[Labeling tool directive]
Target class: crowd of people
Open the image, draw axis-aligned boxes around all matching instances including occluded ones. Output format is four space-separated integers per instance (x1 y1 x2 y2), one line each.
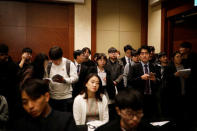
0 42 197 131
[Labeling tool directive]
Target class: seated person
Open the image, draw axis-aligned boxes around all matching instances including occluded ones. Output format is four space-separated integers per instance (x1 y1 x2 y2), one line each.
96 88 156 131
73 73 109 126
14 79 77 131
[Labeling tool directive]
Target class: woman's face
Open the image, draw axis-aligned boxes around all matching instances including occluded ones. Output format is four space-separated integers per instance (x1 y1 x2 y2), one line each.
174 53 182 65
97 57 106 67
86 76 100 93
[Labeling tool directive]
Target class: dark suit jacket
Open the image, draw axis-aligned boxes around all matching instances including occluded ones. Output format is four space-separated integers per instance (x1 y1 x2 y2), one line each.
120 57 127 67
127 62 160 95
87 66 116 100
96 119 157 131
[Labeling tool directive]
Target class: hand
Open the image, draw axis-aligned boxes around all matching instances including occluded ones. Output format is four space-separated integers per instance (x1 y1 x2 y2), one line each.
141 74 150 80
113 81 117 85
149 72 156 81
174 71 180 77
103 77 106 82
21 53 28 61
52 74 66 83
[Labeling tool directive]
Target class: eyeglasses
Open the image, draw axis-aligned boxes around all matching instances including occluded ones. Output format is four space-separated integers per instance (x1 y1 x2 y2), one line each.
140 52 149 55
121 110 144 120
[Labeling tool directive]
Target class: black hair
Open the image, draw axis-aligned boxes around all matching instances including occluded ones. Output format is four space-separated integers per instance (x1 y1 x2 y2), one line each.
49 46 63 60
0 43 8 54
158 52 167 59
172 51 181 58
73 50 83 59
33 53 49 79
96 53 107 62
124 45 133 52
93 53 99 61
81 73 103 101
180 41 192 49
115 88 143 111
131 50 138 57
20 79 49 100
108 47 117 53
22 47 32 54
137 45 150 54
82 47 91 54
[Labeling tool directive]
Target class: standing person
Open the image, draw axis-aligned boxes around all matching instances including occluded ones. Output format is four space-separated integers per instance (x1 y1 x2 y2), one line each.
123 50 139 88
19 53 49 87
127 45 161 120
96 88 156 131
73 73 109 127
105 47 124 92
45 46 78 112
0 43 18 128
14 79 77 131
82 47 95 67
120 45 133 67
18 47 33 69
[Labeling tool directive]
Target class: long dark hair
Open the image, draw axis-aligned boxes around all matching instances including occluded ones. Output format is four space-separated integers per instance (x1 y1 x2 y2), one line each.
81 73 103 101
33 53 48 79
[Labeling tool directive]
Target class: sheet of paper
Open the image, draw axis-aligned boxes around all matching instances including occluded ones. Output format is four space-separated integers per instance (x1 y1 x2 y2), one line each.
178 68 191 76
150 121 170 126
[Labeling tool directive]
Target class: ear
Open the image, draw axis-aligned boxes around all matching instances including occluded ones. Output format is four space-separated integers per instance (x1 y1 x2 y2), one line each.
44 92 50 102
115 107 121 116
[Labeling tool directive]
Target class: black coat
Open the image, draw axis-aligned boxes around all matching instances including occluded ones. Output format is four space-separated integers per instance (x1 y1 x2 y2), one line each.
127 62 160 95
87 66 116 100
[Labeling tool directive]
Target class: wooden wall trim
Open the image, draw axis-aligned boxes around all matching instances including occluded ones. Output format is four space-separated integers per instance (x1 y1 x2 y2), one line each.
167 3 194 18
68 4 75 60
141 0 148 46
91 0 97 59
161 3 166 52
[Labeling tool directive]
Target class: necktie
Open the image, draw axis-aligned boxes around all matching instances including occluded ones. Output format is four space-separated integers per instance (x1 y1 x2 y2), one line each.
144 64 151 94
128 58 131 64
77 64 80 74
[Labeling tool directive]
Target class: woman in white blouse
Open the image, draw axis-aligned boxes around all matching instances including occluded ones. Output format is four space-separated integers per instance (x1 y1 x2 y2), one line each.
73 73 109 125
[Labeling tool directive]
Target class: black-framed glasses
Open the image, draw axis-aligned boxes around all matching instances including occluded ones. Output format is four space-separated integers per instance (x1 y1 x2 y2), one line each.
121 110 144 119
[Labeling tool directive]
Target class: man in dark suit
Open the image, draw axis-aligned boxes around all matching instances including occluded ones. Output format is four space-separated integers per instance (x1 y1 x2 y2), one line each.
120 45 133 67
96 88 156 131
127 45 161 120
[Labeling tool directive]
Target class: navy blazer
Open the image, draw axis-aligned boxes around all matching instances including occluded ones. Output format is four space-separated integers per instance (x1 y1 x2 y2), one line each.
127 62 160 95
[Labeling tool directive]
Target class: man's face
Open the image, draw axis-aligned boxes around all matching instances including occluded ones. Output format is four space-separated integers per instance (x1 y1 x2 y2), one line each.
0 53 8 63
108 52 117 60
52 57 62 65
179 47 190 55
159 55 168 64
139 49 150 63
77 54 85 64
116 107 143 129
125 50 132 58
83 49 90 60
21 90 49 118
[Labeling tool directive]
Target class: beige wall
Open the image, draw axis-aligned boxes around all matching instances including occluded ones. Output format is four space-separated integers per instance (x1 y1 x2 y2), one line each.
74 0 91 50
148 1 161 53
96 0 141 57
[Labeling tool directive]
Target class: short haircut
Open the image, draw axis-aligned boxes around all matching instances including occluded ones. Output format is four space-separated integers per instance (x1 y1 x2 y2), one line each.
20 79 49 100
49 46 63 60
137 45 150 54
131 50 139 57
73 50 83 59
108 47 117 53
82 47 91 54
0 43 8 54
172 50 181 58
96 53 107 62
93 53 99 60
124 44 133 52
22 47 32 54
180 41 192 49
115 88 143 111
158 52 167 59
81 73 103 101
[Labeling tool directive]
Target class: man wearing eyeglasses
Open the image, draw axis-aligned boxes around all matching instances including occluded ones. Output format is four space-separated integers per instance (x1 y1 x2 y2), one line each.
96 88 156 131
